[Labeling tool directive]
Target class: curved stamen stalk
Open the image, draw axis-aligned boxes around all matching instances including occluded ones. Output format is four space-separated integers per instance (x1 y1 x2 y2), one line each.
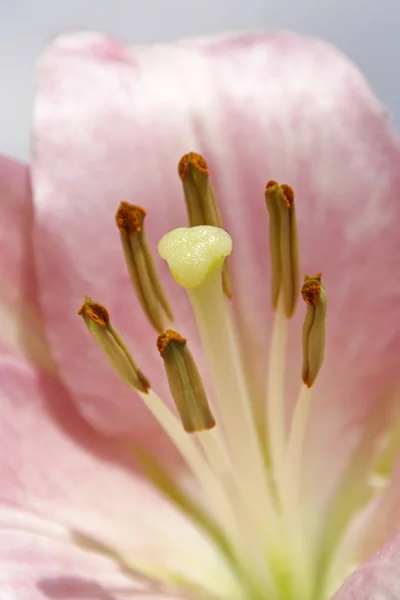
266 294 288 493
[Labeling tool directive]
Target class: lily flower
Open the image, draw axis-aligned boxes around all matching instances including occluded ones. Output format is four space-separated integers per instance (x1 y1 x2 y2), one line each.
2 30 400 599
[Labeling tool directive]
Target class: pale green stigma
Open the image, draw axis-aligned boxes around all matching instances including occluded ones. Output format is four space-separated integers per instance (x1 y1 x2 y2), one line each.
157 225 232 289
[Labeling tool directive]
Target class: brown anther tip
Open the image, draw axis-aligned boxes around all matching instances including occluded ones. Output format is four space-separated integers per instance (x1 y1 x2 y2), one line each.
265 180 278 191
139 376 151 394
178 152 208 180
302 275 322 306
78 296 110 326
115 202 147 236
157 329 187 356
281 184 295 207
178 155 189 180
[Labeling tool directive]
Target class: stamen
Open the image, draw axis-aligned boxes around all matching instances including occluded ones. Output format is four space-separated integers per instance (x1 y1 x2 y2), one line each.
265 181 300 318
116 202 173 332
279 274 327 595
178 152 232 298
301 274 327 387
157 329 216 433
78 296 149 392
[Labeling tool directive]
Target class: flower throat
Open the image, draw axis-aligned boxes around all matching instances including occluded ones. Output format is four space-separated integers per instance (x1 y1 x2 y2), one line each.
79 152 329 600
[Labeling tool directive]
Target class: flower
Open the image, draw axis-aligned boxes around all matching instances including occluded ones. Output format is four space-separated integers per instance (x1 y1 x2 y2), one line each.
2 29 400 599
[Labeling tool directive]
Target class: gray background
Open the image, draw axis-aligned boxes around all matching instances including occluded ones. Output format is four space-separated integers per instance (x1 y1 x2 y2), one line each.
1 0 398 161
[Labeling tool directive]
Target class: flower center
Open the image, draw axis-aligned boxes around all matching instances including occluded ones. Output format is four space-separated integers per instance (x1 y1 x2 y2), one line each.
78 152 390 600
156 223 323 599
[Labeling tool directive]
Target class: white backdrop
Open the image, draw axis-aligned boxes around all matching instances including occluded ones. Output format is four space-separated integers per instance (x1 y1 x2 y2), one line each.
1 0 398 160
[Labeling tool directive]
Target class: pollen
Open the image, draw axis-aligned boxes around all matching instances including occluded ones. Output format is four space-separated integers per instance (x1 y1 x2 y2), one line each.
302 274 322 305
78 296 109 326
115 202 147 236
265 179 278 191
178 152 209 180
157 329 187 356
281 184 295 207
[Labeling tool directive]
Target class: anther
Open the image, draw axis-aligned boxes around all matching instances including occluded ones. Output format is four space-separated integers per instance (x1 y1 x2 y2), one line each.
178 153 232 297
78 296 150 392
265 181 300 318
157 329 216 433
116 202 173 333
301 274 327 387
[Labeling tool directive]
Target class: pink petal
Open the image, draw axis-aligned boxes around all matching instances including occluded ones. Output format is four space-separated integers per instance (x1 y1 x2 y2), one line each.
0 157 229 600
0 357 232 595
331 534 400 599
0 528 166 600
0 155 49 365
351 465 400 565
32 31 400 523
0 155 31 291
1 156 227 591
32 33 205 437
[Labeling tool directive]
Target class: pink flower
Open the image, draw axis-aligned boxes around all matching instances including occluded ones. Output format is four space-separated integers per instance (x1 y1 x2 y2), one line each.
2 29 400 599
